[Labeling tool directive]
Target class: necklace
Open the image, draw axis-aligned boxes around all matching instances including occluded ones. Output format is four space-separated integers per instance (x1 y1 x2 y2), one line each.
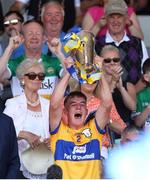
27 98 40 107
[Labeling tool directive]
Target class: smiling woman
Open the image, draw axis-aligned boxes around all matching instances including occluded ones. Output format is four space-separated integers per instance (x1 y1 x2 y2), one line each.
3 58 52 179
98 45 136 125
24 72 45 81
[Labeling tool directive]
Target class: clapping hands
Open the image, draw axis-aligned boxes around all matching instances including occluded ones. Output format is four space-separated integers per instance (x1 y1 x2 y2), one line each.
110 65 123 82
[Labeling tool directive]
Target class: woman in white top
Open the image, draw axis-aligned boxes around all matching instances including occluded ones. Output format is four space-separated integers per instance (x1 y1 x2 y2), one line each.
4 58 50 179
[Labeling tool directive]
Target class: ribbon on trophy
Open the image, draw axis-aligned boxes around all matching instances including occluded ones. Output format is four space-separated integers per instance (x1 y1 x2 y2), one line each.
62 30 102 84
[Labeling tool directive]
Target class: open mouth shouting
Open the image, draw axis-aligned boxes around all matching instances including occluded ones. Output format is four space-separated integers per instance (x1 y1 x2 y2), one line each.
74 113 82 120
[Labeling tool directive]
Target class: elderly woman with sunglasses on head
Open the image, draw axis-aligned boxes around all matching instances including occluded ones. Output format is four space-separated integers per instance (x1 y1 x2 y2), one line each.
3 58 50 179
96 44 136 125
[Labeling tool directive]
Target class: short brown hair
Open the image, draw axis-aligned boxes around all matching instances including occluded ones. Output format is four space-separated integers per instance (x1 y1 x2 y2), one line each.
64 91 87 108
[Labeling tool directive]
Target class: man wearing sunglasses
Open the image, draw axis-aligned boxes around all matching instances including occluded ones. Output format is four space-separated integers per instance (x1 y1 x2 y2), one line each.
3 11 23 37
0 11 25 112
95 0 149 92
3 11 24 59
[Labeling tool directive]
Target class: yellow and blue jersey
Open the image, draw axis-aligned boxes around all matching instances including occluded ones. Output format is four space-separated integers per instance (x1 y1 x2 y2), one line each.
50 118 104 179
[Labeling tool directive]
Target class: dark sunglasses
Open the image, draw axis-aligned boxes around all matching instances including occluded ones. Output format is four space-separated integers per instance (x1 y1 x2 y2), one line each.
103 57 120 64
24 72 45 81
4 19 21 27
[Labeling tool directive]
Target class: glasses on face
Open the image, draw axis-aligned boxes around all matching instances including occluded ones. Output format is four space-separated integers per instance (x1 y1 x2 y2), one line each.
4 19 21 27
103 57 120 64
24 72 45 81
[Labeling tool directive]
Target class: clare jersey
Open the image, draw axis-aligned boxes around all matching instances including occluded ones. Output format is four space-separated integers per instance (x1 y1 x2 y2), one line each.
50 119 103 179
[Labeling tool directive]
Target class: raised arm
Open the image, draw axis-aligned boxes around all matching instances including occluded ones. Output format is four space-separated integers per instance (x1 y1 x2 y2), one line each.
111 65 136 111
128 12 144 40
50 72 70 131
117 79 136 111
0 35 22 78
96 73 112 130
47 38 66 72
0 42 13 78
49 57 73 131
82 12 95 33
82 12 106 37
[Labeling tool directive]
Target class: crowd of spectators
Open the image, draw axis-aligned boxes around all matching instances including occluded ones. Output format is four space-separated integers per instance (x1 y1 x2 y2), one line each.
0 0 149 179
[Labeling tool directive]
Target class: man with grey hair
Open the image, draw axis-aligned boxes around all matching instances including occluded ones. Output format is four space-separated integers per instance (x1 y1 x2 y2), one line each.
8 1 66 58
41 1 66 56
10 0 78 57
95 0 149 91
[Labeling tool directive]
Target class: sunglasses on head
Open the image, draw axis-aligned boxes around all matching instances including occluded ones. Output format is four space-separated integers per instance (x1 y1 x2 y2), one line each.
103 57 120 63
4 19 21 27
24 72 45 81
